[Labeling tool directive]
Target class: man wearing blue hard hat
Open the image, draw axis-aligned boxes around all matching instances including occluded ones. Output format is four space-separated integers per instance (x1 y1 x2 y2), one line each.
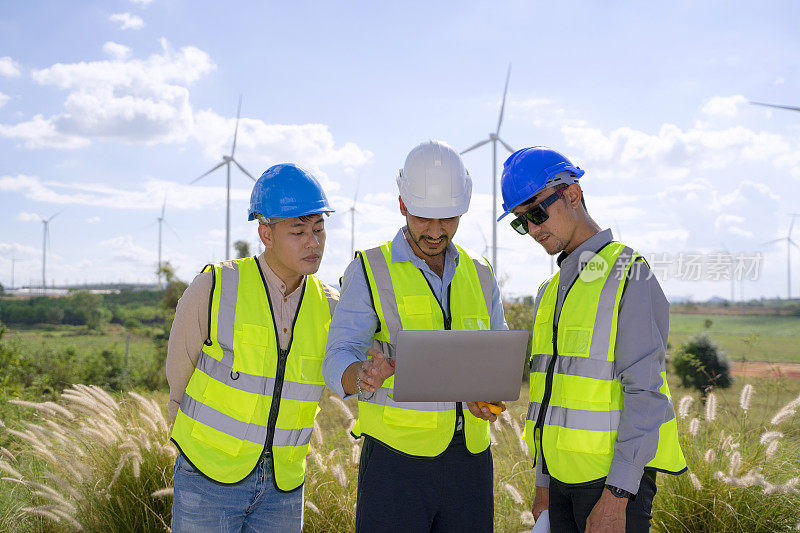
498 147 686 532
166 163 339 532
324 140 508 532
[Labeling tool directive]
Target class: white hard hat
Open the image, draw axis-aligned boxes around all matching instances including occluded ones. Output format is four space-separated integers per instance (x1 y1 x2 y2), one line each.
397 140 472 218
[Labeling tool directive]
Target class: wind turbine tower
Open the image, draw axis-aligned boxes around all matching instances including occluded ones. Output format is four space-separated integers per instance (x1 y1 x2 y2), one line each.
763 213 800 299
190 96 256 261
156 198 178 288
39 212 60 293
461 64 515 274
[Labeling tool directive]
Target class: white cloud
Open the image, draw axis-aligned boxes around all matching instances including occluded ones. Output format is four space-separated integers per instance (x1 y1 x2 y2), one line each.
700 94 748 117
0 92 8 107
0 242 40 258
1 40 213 148
0 56 21 77
192 110 373 183
775 77 785 85
0 114 90 149
100 235 153 263
0 174 250 210
561 120 800 182
102 41 132 60
86 216 101 223
17 211 40 222
109 13 144 30
0 41 372 177
130 0 154 5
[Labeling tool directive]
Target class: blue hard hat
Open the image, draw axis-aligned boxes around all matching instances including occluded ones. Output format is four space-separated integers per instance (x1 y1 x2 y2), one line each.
497 146 585 221
247 163 334 220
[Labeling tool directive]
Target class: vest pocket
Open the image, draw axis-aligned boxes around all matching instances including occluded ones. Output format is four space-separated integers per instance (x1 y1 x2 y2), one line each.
190 380 259 457
556 377 614 455
300 356 325 384
382 405 438 428
401 295 434 329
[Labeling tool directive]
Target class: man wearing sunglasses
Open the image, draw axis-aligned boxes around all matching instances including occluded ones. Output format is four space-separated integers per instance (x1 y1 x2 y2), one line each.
498 147 686 533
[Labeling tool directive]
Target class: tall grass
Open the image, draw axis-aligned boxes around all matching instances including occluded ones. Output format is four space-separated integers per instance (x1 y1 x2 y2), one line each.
654 383 800 532
1 385 175 532
3 380 799 532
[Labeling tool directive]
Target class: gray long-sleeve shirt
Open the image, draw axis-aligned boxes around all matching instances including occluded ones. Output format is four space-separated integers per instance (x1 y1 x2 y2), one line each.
535 228 672 495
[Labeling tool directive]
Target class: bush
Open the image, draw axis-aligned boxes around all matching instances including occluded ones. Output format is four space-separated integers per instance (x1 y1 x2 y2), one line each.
673 334 732 395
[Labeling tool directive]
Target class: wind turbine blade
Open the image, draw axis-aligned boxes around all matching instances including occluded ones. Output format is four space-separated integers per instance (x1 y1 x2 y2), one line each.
232 159 256 181
161 197 167 219
790 215 797 236
353 179 361 205
164 219 180 239
46 209 64 223
190 160 227 184
460 138 491 155
231 94 242 157
762 238 786 246
496 136 515 154
790 239 800 251
496 63 512 134
750 101 800 113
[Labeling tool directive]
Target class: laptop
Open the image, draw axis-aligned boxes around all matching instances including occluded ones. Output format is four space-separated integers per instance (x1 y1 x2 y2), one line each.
390 329 529 402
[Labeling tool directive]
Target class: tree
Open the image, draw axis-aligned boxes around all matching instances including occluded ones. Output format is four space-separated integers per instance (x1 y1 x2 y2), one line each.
234 240 250 259
672 334 732 397
72 291 109 331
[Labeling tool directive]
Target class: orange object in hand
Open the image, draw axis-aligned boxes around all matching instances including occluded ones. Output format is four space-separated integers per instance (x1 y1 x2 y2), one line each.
476 401 504 415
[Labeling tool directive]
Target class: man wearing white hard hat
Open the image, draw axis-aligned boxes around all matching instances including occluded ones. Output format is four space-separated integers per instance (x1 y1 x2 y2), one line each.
323 140 508 532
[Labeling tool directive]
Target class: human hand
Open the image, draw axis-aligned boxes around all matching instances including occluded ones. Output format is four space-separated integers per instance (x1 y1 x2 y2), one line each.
532 485 549 522
357 348 395 394
466 401 506 421
585 488 627 532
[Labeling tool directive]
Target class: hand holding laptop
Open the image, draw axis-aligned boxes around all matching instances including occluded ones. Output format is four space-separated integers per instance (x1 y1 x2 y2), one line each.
466 401 506 422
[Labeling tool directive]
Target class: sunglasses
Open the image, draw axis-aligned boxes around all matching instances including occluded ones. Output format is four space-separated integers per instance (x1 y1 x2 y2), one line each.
509 188 565 235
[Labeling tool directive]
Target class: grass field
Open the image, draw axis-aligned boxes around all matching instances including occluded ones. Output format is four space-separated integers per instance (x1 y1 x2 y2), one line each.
5 323 161 363
669 313 800 364
2 375 798 532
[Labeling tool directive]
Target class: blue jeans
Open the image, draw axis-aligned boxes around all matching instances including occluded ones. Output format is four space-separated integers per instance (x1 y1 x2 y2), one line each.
171 452 304 533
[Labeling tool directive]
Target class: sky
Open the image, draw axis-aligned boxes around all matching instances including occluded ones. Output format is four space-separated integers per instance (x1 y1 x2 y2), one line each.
1 1 800 301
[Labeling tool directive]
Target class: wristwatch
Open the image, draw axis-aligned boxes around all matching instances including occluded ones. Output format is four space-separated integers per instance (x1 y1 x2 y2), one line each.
605 484 633 499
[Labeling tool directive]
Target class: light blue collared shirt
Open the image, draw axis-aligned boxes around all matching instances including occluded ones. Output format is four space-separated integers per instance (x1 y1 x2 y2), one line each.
323 227 508 399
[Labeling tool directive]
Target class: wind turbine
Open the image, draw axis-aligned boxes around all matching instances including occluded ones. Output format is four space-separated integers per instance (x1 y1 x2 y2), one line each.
348 181 361 260
763 214 800 299
39 211 61 293
190 95 256 261
750 101 800 113
476 225 511 260
461 63 515 274
156 198 179 288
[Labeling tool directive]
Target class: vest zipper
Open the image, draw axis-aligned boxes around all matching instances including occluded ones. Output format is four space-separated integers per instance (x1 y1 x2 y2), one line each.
265 347 290 454
254 261 307 458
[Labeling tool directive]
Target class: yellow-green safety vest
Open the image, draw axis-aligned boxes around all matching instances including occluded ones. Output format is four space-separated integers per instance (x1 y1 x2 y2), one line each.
171 257 332 490
351 241 494 456
524 242 687 484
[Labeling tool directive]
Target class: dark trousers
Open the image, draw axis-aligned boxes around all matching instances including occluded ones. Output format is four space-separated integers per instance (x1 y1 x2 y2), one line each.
549 470 657 533
355 433 493 532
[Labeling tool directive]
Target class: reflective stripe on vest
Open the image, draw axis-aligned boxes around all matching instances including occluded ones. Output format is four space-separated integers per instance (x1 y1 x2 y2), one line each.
171 257 331 489
524 242 687 484
351 240 493 457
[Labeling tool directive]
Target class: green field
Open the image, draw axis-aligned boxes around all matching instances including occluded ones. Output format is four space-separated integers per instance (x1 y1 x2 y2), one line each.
5 323 160 362
669 313 800 364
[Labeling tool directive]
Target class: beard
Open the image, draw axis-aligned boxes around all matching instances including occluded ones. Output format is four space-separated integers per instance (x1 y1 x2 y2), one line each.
408 227 449 257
